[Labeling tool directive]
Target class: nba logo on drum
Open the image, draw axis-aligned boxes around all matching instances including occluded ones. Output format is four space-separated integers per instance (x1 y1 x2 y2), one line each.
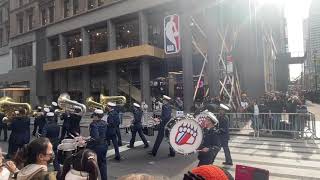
164 14 180 54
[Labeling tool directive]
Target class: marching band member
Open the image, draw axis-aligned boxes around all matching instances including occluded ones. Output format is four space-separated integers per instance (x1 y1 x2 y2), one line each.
69 107 83 137
51 102 60 123
217 104 233 166
60 111 71 141
42 112 61 173
197 111 221 166
127 103 149 148
87 109 108 180
115 105 123 146
0 111 7 141
149 95 175 157
105 102 121 161
7 108 30 159
32 106 46 137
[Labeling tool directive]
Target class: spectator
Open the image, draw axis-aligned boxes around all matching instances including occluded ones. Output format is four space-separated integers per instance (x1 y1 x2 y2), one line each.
183 165 233 180
13 137 57 180
118 173 168 180
61 149 100 180
0 148 17 179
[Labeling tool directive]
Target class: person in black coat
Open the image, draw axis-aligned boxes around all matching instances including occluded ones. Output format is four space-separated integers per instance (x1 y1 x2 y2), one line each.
217 105 233 165
87 109 109 180
197 111 221 166
149 95 175 157
68 107 82 137
0 112 7 141
42 112 61 173
7 108 30 159
106 102 121 161
60 111 71 141
32 106 46 137
127 103 149 148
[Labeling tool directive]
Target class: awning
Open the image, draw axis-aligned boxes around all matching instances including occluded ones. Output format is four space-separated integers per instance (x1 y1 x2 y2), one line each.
0 88 30 91
43 44 165 71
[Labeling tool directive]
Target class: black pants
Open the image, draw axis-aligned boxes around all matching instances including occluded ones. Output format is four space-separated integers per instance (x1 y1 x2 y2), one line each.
151 127 175 156
0 125 7 140
60 126 70 140
92 145 108 180
8 143 24 158
130 126 148 147
108 135 120 159
115 126 122 146
197 148 220 166
220 140 233 163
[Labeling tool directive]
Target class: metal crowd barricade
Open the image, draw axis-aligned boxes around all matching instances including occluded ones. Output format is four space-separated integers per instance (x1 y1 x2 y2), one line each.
226 112 317 139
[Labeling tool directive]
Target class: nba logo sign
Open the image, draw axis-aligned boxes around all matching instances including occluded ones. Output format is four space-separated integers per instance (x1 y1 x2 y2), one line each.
164 14 181 54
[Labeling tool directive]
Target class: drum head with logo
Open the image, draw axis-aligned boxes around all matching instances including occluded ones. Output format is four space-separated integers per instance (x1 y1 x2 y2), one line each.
195 113 208 128
168 119 203 155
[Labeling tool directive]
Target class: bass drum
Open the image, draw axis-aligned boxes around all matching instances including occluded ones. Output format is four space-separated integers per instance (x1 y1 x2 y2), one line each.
165 116 203 155
57 143 77 165
195 113 210 128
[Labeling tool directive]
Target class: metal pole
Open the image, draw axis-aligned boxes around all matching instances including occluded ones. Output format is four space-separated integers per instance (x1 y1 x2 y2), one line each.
314 50 317 91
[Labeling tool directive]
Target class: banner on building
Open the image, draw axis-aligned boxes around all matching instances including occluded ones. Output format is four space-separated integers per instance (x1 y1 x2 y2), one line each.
164 14 181 54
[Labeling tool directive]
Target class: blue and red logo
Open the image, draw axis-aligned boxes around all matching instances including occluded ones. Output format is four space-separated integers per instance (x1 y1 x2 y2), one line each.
164 14 181 54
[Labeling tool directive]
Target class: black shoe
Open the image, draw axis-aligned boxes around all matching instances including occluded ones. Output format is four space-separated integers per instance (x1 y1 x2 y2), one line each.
148 151 156 156
168 153 175 157
222 162 233 166
144 144 149 148
118 143 123 146
127 145 134 148
114 157 121 161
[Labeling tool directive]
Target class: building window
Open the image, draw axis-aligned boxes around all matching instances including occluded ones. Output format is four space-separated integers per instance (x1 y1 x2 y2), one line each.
19 0 23 7
0 29 3 47
88 26 108 54
98 0 104 6
49 6 54 23
88 0 95 10
73 0 79 15
116 18 139 49
41 9 47 26
66 32 82 58
50 38 60 61
6 26 9 42
64 0 70 18
0 10 2 24
28 13 33 30
17 15 23 34
15 43 33 68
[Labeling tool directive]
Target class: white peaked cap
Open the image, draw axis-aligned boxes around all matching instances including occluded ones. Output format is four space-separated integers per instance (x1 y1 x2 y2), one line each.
220 104 230 111
133 103 140 108
37 106 42 110
94 109 104 114
107 102 116 107
205 111 219 124
14 111 19 115
44 107 50 113
52 102 58 106
46 112 54 117
163 95 171 100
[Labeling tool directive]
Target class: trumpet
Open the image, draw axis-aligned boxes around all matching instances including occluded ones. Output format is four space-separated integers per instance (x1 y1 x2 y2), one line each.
0 96 32 123
58 93 87 115
86 97 104 111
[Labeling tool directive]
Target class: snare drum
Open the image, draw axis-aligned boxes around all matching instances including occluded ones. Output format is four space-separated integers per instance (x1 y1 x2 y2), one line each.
61 138 76 144
57 143 77 164
165 117 203 155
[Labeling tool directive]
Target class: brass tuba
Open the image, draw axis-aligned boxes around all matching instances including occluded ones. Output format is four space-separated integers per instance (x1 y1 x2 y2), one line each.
0 96 32 123
58 93 87 115
86 97 105 111
100 94 126 106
